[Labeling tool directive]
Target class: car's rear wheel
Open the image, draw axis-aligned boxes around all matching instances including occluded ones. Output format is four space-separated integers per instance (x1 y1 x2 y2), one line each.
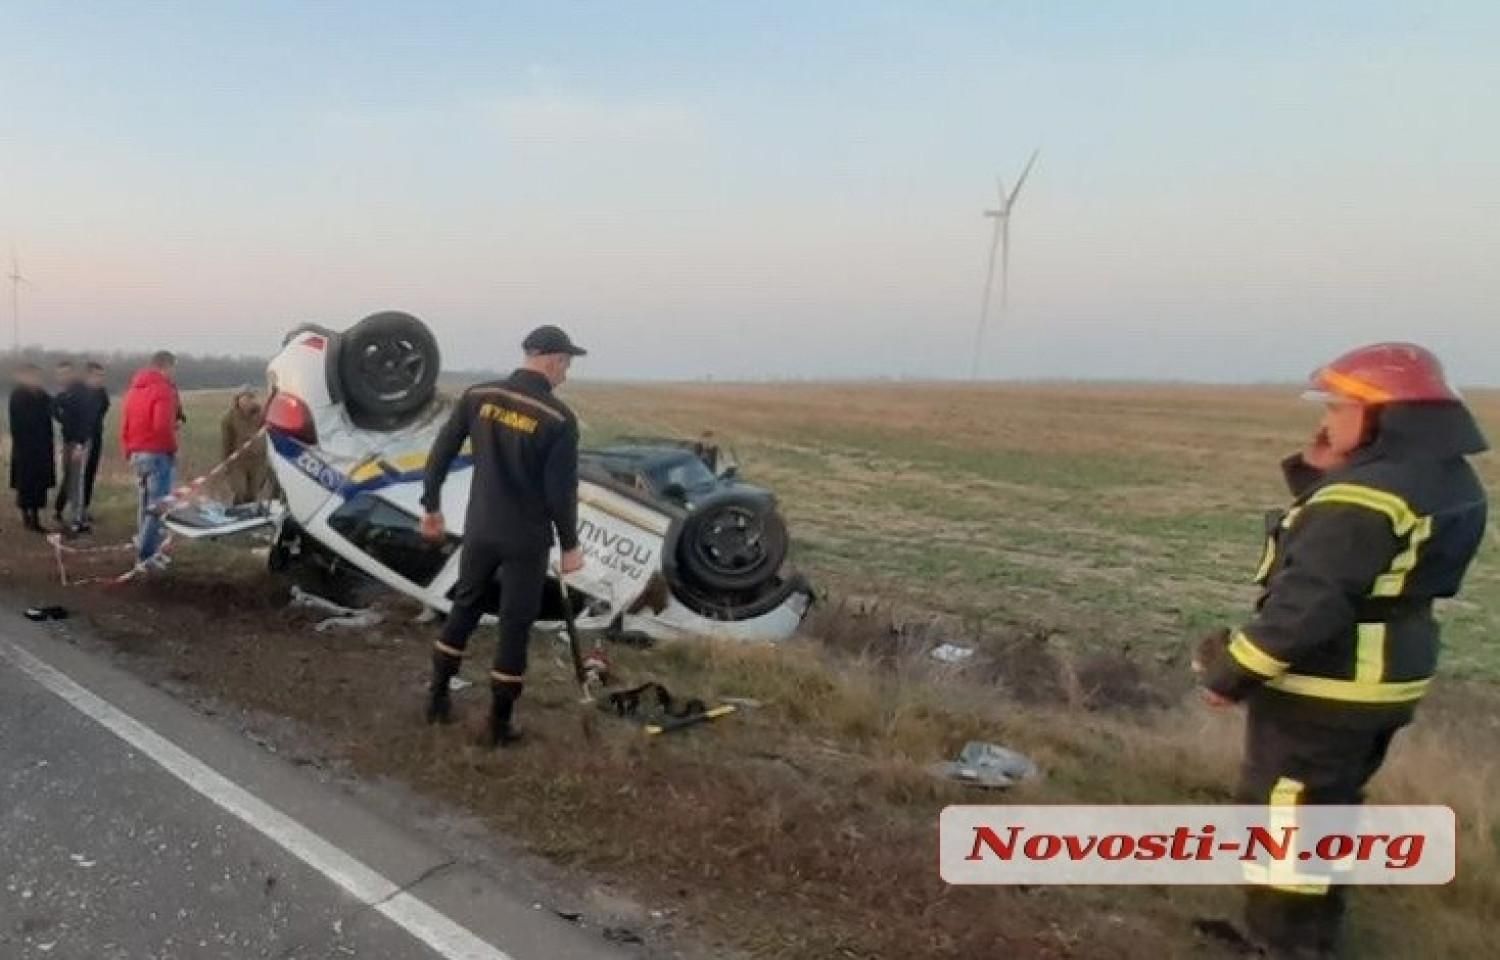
338 311 440 424
676 492 789 593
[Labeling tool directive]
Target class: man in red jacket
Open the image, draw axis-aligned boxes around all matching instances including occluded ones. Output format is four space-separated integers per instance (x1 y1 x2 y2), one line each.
121 351 180 567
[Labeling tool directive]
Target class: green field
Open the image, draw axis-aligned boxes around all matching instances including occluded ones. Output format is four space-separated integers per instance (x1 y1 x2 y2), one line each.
561 381 1500 677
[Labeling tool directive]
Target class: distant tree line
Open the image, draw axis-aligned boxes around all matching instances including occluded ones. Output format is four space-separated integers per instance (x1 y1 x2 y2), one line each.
9 347 507 395
10 348 270 394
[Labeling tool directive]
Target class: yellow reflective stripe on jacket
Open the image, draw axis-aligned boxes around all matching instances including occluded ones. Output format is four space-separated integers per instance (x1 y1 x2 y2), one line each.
1353 623 1386 685
1266 673 1430 703
1305 483 1419 536
1304 483 1435 600
1228 631 1289 678
1373 515 1433 598
1253 536 1277 584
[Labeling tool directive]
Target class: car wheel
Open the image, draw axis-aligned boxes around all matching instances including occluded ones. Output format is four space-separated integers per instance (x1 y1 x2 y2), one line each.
338 311 441 423
676 492 789 594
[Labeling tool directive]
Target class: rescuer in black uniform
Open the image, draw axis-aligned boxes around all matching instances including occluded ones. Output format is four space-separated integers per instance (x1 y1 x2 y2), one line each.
420 325 587 746
1196 343 1488 958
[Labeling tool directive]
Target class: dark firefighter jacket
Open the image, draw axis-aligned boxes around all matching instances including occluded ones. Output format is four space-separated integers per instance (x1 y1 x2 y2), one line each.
1203 402 1489 729
421 369 580 554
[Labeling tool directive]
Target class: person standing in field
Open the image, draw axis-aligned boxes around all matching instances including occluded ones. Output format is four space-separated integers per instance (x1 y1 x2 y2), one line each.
1195 343 1488 958
50 360 79 526
53 359 107 536
220 386 271 504
420 325 587 747
120 351 181 568
82 361 111 525
9 364 57 532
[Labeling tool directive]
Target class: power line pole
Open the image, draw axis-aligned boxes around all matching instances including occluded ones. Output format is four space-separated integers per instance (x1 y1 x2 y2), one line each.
8 247 27 354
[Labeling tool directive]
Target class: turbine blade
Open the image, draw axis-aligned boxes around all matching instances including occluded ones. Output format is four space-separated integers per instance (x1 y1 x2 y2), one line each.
1006 148 1040 207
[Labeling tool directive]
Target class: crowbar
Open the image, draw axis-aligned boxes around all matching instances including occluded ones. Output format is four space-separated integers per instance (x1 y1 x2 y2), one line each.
553 564 592 701
645 704 738 736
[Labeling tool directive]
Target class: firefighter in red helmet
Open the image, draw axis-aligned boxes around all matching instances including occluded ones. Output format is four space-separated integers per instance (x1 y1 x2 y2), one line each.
1195 343 1488 958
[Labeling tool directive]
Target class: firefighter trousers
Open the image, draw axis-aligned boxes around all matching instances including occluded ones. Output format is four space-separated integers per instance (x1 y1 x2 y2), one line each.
1236 699 1400 956
438 539 549 681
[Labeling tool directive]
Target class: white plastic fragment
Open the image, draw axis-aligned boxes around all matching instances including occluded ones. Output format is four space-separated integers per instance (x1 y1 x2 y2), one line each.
930 741 1040 789
930 643 975 664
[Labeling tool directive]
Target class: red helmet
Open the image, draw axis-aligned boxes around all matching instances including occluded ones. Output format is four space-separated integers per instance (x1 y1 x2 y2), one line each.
1307 342 1460 405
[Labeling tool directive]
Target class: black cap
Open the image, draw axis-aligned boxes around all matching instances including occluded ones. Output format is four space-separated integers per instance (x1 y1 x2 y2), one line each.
522 325 587 357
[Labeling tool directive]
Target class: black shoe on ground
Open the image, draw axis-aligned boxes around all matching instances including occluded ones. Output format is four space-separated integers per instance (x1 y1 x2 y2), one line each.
486 721 524 748
425 650 461 725
487 682 525 748
425 686 453 725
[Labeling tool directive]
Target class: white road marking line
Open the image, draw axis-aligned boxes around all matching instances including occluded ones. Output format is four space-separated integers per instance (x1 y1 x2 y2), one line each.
0 639 515 960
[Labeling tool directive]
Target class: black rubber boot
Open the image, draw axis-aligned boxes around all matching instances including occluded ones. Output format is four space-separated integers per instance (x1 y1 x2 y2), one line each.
487 682 524 748
425 650 462 725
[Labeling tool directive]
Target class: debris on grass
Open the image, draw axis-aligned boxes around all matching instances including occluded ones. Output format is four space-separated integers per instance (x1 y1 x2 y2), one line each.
598 681 738 736
24 605 70 622
930 740 1040 789
290 584 387 632
930 642 975 665
290 585 363 617
313 609 385 632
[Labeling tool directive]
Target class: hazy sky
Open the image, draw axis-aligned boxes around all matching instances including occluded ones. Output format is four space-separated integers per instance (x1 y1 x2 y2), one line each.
3 2 1497 383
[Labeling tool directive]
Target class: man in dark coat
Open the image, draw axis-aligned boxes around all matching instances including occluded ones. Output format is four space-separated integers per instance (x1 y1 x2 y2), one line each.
51 360 78 525
82 361 111 524
52 360 106 535
9 364 56 532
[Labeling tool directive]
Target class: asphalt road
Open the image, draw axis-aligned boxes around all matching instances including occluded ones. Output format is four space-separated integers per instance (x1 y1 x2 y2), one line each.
0 619 627 960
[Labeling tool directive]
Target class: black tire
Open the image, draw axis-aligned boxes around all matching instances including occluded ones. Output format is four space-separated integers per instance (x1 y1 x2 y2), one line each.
338 311 441 422
676 492 789 594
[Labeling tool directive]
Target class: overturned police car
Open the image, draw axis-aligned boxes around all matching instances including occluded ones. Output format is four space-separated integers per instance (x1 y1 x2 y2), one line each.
164 312 812 642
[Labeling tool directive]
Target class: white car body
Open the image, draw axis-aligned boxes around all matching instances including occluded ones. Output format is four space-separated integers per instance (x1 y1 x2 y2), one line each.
167 325 811 642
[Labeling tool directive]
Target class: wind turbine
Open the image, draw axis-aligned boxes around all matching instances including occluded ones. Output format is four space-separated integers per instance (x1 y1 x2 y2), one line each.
971 148 1039 379
7 247 28 355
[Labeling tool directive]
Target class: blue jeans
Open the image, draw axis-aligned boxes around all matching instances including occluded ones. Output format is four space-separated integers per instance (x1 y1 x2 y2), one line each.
131 453 175 562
